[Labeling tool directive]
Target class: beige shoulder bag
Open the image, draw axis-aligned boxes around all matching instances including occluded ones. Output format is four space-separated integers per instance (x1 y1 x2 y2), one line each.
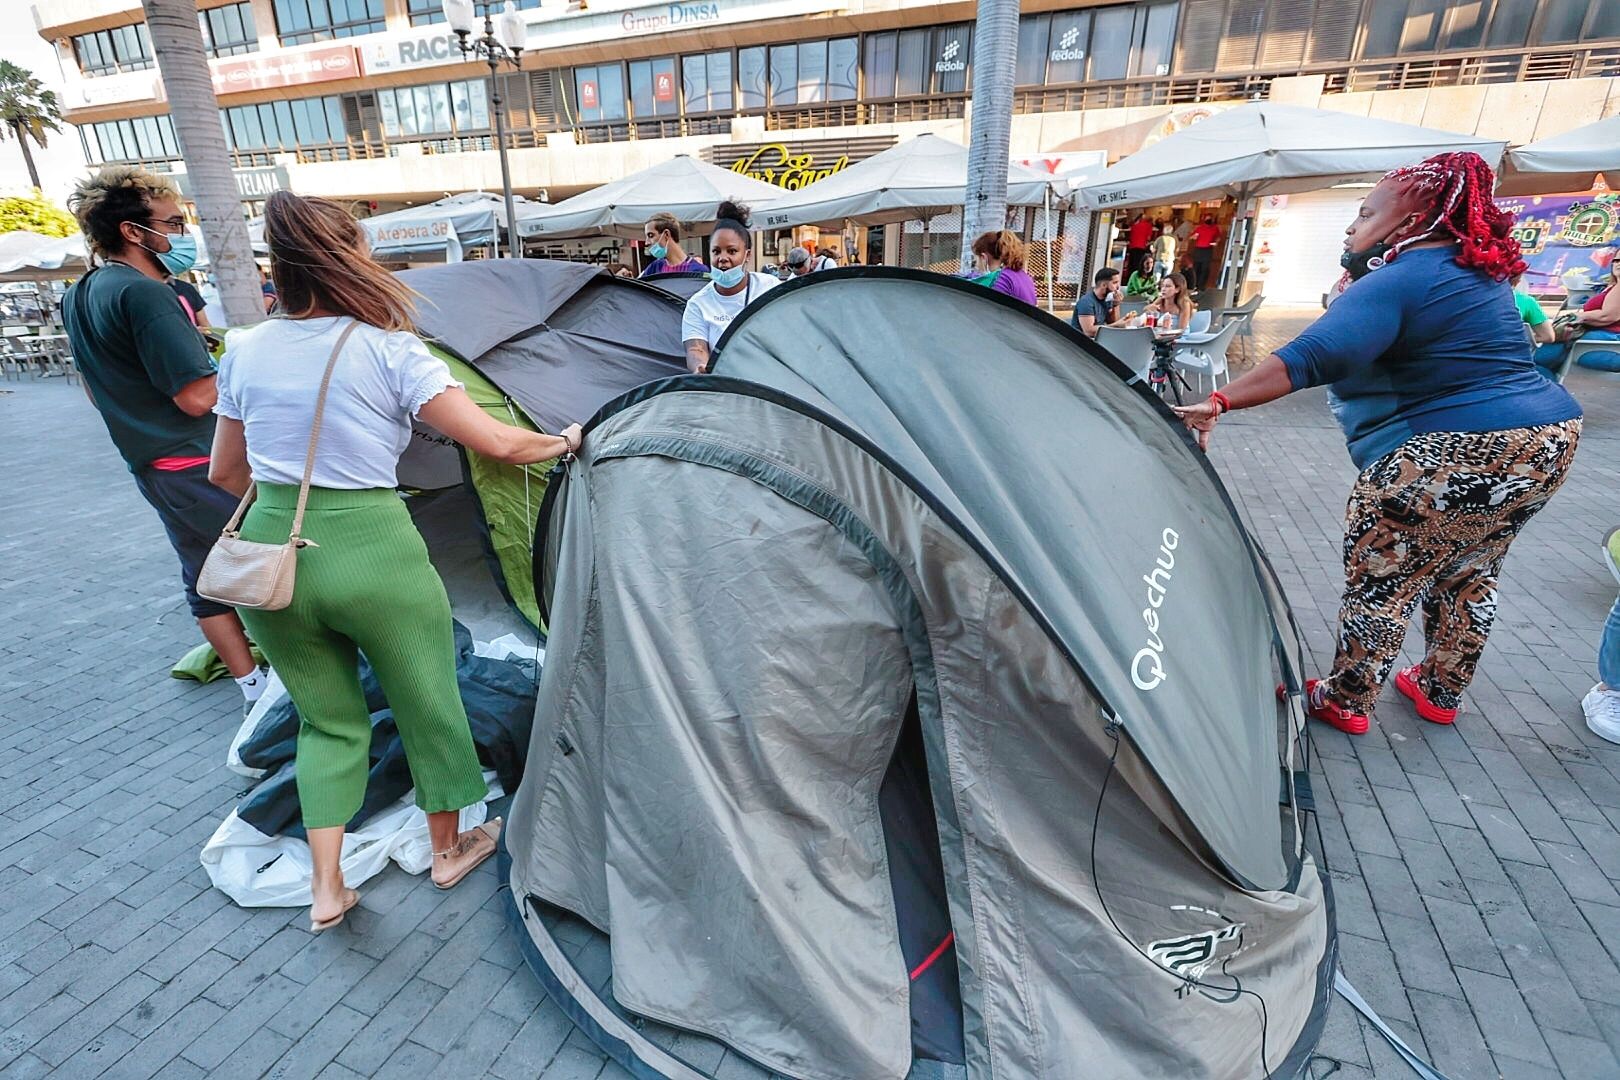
197 319 360 611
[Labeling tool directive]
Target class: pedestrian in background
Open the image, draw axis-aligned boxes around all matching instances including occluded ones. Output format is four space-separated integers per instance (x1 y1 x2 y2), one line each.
1584 528 1620 742
62 165 269 711
1173 152 1581 737
969 230 1038 306
681 200 779 372
1125 212 1154 272
1152 223 1178 280
640 212 707 277
209 190 582 930
1189 214 1222 289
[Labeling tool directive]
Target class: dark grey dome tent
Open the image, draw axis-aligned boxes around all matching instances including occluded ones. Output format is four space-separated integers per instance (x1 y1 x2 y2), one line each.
388 259 688 632
506 269 1333 1079
639 270 713 301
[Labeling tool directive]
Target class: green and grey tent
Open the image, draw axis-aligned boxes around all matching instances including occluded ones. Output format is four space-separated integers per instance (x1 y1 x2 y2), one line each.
506 269 1333 1078
391 259 688 632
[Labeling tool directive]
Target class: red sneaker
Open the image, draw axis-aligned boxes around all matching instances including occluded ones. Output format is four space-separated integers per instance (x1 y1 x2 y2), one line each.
1277 679 1369 735
1395 666 1457 725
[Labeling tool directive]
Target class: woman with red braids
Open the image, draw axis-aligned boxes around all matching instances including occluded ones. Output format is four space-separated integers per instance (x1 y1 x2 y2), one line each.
1173 151 1581 736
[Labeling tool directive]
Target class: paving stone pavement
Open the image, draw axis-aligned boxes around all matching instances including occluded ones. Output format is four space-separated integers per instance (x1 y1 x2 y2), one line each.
2 312 1619 1079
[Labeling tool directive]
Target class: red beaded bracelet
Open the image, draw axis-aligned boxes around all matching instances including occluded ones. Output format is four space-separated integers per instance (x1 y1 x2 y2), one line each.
1209 391 1232 415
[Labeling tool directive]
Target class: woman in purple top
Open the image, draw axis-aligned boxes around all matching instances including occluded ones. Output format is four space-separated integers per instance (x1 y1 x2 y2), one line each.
639 212 708 278
969 231 1038 306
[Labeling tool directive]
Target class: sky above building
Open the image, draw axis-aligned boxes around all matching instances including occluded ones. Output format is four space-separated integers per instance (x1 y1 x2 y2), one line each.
1 24 90 205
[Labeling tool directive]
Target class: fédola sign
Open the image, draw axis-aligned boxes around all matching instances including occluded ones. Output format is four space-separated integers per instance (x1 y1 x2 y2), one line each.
729 144 850 190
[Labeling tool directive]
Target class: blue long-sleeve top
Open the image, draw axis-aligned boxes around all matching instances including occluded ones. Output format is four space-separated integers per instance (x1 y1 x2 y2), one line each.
1275 246 1580 470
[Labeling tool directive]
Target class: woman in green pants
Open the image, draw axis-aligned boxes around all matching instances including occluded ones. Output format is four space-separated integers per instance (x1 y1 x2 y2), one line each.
208 191 582 931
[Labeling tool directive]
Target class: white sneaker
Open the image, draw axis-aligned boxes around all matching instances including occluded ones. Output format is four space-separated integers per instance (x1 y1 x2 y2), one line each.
1584 684 1620 744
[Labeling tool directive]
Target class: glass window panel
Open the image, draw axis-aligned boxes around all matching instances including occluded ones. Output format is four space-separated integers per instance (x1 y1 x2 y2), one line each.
864 31 898 98
896 28 929 96
1044 11 1088 84
650 57 677 116
327 97 346 140
738 47 767 109
682 55 708 110
159 114 178 156
1087 7 1132 80
769 45 798 106
429 84 453 132
1534 0 1590 43
379 89 401 136
81 125 99 164
1016 16 1050 86
465 80 488 129
273 101 296 143
1135 2 1177 76
412 86 436 134
397 87 420 134
931 24 971 94
598 64 626 121
1485 0 1536 45
828 37 857 100
1398 0 1446 51
797 40 826 104
1360 0 1407 57
1440 0 1489 49
707 51 732 110
629 60 654 117
241 107 266 148
1589 0 1620 39
575 66 601 123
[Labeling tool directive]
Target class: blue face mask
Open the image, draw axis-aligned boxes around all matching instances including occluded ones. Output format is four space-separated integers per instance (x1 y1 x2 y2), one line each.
711 265 746 289
647 242 669 260
136 223 199 276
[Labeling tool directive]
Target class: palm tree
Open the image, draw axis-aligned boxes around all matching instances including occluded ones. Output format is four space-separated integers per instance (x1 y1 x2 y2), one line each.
958 0 1018 273
0 61 62 192
141 0 261 326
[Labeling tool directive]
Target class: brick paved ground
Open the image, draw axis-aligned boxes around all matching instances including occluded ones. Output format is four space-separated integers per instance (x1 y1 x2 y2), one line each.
2 312 1619 1079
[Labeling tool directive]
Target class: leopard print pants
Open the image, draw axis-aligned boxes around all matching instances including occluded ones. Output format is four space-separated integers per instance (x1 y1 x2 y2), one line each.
1325 419 1582 715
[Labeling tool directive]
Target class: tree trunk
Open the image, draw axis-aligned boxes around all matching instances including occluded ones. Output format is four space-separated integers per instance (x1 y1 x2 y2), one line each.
958 0 1019 273
12 122 41 190
141 0 261 327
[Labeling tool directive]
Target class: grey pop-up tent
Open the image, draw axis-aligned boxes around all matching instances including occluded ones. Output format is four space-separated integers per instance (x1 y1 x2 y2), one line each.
506 269 1333 1079
393 258 688 630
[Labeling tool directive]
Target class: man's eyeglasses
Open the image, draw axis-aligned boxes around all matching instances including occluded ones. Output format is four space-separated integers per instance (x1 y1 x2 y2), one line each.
145 215 189 234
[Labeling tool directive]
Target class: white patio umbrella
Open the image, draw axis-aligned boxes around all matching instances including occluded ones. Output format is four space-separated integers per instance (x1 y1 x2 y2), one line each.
1072 102 1507 210
516 155 782 240
0 232 88 282
1499 114 1620 196
247 192 535 261
754 134 1065 230
1072 102 1507 302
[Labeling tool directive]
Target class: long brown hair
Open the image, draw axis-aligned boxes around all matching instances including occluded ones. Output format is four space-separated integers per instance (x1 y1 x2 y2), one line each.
1160 272 1195 327
972 230 1026 272
263 190 417 331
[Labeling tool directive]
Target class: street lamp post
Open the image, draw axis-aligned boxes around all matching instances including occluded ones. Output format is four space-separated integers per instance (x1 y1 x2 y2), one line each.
443 0 527 258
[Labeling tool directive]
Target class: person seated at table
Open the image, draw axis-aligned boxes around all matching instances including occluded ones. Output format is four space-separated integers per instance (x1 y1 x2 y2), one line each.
1125 254 1160 299
1534 258 1620 376
1512 273 1554 347
1071 267 1121 338
1140 272 1195 330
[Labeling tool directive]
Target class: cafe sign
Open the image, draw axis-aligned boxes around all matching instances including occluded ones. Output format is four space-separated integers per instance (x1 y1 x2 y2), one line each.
362 26 469 76
171 166 290 203
729 144 848 190
708 137 895 189
212 44 360 95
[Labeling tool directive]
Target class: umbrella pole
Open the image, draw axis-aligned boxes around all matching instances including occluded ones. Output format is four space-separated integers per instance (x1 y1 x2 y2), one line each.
1044 187 1054 314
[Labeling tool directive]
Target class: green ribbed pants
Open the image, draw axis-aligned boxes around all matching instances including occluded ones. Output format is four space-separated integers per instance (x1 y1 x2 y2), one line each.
237 485 488 830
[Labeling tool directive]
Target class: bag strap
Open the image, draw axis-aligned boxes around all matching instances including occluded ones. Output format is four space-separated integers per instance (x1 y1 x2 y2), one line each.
220 318 360 542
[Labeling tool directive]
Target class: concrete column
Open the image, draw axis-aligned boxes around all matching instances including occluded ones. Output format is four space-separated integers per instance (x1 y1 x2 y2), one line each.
246 0 280 51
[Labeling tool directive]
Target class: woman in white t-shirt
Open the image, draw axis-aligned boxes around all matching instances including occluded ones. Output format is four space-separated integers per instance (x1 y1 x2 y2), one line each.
681 200 779 372
209 191 582 933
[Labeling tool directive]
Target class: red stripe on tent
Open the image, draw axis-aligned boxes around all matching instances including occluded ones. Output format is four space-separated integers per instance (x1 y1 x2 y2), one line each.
909 932 955 981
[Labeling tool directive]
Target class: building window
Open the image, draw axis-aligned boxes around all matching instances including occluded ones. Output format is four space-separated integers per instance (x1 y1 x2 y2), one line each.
738 47 767 109
377 79 489 136
83 115 178 164
768 38 858 107
895 29 930 96
408 0 445 24
272 0 385 45
1534 0 1615 43
72 23 153 77
1019 3 1178 85
574 64 627 123
929 25 972 94
223 95 346 149
629 57 679 118
682 51 733 113
200 2 259 58
862 31 899 98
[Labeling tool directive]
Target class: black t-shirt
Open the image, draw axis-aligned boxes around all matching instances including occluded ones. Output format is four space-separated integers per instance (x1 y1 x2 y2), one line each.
63 263 217 471
168 279 206 325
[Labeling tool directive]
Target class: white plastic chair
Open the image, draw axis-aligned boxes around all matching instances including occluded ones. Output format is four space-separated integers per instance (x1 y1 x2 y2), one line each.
1172 320 1239 393
1096 326 1156 383
1186 309 1212 335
